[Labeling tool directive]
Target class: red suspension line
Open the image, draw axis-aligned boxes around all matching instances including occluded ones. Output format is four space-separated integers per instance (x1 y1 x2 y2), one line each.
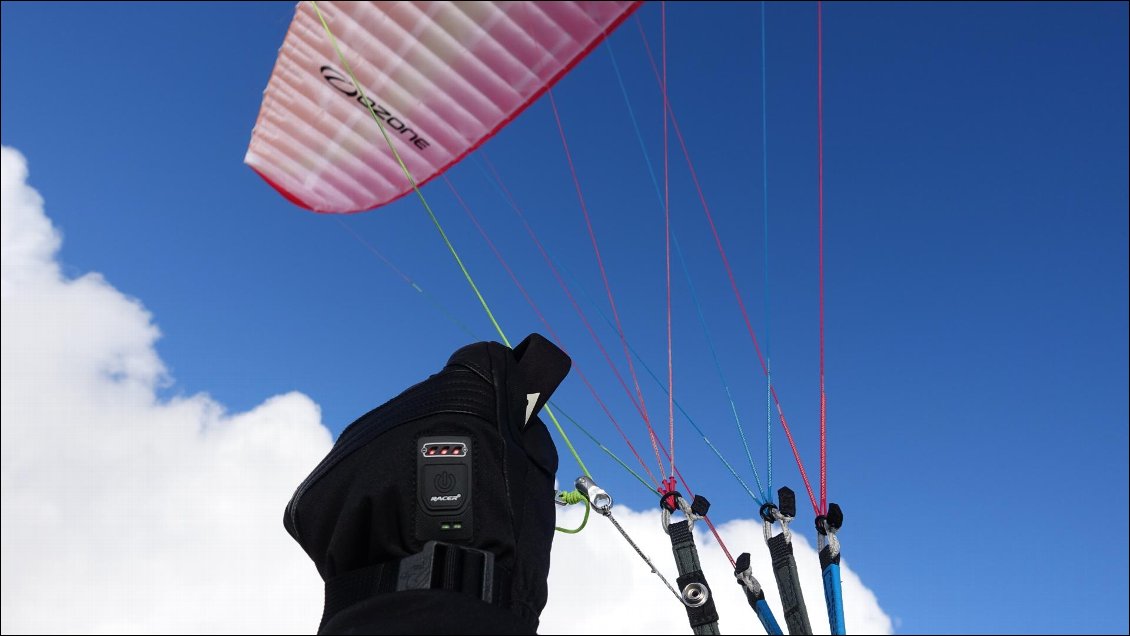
817 0 828 515
481 155 653 437
662 1 676 481
474 159 737 567
547 90 668 481
443 175 661 489
635 16 820 515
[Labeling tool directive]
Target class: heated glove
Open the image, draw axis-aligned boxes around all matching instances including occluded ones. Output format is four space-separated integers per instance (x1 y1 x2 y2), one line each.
284 333 570 634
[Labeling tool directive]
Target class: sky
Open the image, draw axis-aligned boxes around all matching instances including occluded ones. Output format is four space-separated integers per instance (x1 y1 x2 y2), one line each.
1 2 1127 634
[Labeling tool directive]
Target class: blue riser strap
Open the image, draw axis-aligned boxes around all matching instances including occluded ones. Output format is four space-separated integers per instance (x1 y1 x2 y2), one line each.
755 598 784 635
821 557 845 634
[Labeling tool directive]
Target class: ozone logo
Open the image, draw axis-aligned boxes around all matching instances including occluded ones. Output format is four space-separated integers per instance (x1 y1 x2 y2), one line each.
320 64 432 151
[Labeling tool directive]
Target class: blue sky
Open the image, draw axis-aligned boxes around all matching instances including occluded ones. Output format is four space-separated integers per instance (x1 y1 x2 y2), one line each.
2 2 1127 634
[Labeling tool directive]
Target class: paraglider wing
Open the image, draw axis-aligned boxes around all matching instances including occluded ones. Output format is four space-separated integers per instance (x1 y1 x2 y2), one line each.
245 1 640 213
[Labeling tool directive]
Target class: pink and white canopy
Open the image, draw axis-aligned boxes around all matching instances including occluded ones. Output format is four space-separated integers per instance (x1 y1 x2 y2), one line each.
245 1 640 213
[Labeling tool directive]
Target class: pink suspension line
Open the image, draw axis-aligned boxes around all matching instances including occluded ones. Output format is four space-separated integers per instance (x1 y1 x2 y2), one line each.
635 16 821 515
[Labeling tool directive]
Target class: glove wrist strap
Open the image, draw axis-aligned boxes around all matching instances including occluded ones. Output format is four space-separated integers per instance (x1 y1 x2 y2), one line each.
320 541 506 631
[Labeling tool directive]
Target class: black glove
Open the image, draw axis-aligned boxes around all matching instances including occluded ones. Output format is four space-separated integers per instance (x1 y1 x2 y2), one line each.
284 333 570 634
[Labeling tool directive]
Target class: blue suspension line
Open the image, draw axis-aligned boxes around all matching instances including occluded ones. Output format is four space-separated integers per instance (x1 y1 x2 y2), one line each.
760 0 775 502
606 39 768 503
551 254 766 508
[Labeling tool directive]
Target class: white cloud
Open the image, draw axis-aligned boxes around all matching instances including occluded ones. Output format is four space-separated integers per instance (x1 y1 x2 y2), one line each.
0 145 891 635
1 146 332 634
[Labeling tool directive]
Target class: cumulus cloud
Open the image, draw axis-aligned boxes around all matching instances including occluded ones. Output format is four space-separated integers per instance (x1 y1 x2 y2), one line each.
0 145 891 635
1 146 333 634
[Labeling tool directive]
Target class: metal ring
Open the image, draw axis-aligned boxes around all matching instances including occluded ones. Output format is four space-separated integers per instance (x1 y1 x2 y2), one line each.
575 475 613 515
681 582 709 608
591 492 612 513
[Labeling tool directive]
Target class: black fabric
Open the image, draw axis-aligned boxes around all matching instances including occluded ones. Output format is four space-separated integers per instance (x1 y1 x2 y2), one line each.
320 561 399 629
668 520 720 635
777 486 796 518
321 590 532 636
284 334 569 634
767 533 813 636
826 502 844 530
320 543 510 631
689 495 710 517
814 503 843 536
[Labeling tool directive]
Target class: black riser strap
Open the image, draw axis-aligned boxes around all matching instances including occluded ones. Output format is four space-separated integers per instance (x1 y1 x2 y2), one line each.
668 520 720 635
767 533 813 635
818 544 841 571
